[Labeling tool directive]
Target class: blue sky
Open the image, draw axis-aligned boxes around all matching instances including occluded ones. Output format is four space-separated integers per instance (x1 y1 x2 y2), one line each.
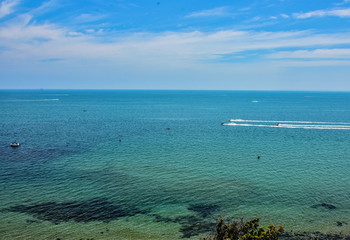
1 0 350 90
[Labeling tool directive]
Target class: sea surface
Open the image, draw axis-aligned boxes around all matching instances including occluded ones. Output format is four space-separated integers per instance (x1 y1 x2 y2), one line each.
0 90 349 239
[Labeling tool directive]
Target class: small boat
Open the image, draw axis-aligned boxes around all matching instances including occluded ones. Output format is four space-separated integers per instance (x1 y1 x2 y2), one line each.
10 142 20 147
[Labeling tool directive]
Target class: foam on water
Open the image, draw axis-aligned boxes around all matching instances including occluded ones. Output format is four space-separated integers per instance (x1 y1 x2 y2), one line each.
229 119 350 125
225 122 350 130
227 119 350 129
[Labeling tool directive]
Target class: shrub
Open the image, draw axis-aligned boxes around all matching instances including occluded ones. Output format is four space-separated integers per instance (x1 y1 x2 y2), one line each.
202 217 284 240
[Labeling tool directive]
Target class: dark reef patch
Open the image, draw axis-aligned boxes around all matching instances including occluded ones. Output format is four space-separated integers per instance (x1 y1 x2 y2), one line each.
175 215 215 238
336 221 348 227
188 203 219 218
6 198 144 224
311 203 336 210
280 231 350 240
26 219 41 224
150 203 219 238
151 214 216 238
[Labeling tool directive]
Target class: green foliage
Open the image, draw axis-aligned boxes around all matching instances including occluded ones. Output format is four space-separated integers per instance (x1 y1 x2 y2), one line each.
202 217 284 240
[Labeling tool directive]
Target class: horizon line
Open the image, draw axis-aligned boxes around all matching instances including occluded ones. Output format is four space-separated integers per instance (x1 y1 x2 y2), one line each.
0 89 350 93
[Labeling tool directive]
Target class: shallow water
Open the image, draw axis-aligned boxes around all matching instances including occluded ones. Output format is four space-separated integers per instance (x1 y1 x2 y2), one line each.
0 90 350 239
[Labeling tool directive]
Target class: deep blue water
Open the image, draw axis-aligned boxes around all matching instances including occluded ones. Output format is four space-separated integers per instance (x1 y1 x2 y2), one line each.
0 90 350 239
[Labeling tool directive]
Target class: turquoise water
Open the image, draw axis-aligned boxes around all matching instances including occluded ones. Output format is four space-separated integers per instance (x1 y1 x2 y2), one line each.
0 90 350 239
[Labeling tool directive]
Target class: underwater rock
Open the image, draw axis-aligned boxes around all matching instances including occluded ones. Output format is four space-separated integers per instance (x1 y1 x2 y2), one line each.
151 213 216 238
280 231 350 240
311 203 336 210
179 219 215 239
151 203 219 238
26 219 41 224
6 198 143 224
151 214 173 223
336 221 348 227
321 203 336 209
174 215 215 238
187 203 219 217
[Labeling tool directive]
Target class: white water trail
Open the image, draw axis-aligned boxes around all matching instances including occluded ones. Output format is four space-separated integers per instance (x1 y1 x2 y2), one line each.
229 119 350 125
224 122 350 130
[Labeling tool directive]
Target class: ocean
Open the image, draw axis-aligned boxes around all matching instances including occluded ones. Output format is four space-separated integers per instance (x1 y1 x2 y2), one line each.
0 90 349 239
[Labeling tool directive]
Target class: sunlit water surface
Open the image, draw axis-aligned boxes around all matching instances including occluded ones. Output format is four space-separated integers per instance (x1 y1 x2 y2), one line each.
0 90 349 239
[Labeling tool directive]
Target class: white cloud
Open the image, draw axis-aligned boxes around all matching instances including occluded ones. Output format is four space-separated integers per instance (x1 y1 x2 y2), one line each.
185 7 230 18
2 14 350 70
294 7 350 19
280 14 289 18
250 16 261 21
0 0 18 18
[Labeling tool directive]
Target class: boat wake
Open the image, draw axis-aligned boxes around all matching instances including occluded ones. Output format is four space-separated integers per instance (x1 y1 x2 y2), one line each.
223 119 350 130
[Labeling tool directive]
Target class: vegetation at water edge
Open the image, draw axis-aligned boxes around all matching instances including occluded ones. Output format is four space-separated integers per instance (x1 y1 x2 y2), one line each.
202 217 284 240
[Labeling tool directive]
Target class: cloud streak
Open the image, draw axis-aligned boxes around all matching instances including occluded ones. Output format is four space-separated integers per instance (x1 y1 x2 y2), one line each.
268 49 350 59
294 7 350 19
0 0 18 18
2 16 350 69
1 2 350 84
185 7 230 18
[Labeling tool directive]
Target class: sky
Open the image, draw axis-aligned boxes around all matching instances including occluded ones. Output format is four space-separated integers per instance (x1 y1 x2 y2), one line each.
1 0 350 90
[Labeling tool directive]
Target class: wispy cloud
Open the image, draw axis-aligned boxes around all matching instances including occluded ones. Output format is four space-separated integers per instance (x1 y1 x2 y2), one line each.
268 49 350 59
2 15 350 67
0 0 18 18
335 0 350 6
185 7 230 18
29 0 61 16
2 5 350 74
294 7 350 19
74 13 107 23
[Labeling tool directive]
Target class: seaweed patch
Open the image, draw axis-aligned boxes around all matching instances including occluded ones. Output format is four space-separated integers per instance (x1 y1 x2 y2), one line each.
175 215 215 238
280 231 350 240
150 203 219 238
151 214 216 238
6 198 144 224
188 203 219 217
311 203 336 210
